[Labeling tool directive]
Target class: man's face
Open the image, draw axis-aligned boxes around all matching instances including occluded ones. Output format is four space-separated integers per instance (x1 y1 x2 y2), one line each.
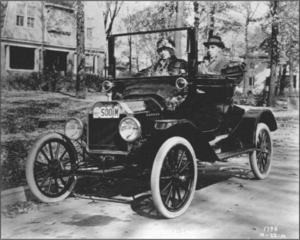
207 45 221 59
158 47 171 60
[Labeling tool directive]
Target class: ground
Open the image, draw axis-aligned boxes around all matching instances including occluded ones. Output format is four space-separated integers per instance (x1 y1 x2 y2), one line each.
1 90 299 239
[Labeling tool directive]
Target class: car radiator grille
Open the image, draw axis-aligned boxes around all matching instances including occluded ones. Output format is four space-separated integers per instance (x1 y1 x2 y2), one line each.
87 114 127 151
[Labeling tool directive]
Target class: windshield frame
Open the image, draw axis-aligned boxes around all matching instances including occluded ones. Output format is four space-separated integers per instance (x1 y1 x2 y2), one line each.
107 27 197 80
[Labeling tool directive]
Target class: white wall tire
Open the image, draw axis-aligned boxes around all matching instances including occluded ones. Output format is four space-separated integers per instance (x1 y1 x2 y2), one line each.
151 137 197 218
250 123 273 179
26 133 77 203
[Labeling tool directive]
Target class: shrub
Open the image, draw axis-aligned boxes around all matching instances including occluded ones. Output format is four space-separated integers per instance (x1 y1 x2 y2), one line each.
1 140 34 190
85 73 104 91
2 72 42 91
2 71 104 92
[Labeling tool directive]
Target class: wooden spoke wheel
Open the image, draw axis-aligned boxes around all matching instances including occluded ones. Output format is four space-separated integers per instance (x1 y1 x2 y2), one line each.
26 133 77 202
151 137 197 218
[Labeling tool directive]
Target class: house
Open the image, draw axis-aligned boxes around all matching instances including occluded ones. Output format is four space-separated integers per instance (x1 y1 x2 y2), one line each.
1 1 106 79
239 51 299 94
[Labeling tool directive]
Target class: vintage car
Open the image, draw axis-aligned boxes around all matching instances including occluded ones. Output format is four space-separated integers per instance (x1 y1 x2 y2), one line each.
26 27 277 219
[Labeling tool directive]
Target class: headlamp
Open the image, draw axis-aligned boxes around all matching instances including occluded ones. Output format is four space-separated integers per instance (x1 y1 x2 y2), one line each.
119 117 141 142
64 118 83 140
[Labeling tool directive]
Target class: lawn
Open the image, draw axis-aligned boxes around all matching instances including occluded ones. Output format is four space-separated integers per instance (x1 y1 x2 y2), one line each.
1 90 98 190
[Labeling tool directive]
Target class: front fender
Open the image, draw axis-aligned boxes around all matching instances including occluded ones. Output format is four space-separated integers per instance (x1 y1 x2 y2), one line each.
153 119 218 162
29 131 78 163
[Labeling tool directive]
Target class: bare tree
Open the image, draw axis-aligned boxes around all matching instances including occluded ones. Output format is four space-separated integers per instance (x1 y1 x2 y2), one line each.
208 2 216 36
267 1 279 106
239 2 261 95
103 1 124 39
76 1 86 99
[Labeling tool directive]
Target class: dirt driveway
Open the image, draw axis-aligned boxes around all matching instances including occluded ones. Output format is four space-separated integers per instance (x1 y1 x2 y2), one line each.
1 114 299 239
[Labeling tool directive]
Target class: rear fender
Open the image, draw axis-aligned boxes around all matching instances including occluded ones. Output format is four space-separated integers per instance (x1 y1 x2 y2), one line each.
229 109 277 147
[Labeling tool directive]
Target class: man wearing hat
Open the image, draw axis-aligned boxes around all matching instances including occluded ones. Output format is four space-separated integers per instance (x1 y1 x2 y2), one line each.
140 37 187 76
196 35 246 133
199 35 229 74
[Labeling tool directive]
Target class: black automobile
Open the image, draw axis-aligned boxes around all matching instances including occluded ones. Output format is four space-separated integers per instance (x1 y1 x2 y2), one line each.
26 27 277 218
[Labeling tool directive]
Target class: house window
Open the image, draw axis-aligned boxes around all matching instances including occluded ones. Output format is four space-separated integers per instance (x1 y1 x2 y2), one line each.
27 6 35 28
16 4 35 28
87 28 93 39
10 46 35 70
16 3 25 26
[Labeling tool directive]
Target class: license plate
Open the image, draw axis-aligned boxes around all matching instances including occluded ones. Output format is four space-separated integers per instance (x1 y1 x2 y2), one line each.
93 106 120 118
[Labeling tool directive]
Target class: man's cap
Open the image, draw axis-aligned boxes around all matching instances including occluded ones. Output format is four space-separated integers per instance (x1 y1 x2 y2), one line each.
203 35 225 49
157 38 175 51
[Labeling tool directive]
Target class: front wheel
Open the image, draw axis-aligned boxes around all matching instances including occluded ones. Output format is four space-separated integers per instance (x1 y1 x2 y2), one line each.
26 133 77 202
151 137 197 218
250 123 273 179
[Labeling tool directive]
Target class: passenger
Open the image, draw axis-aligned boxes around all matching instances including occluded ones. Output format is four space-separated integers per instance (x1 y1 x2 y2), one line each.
195 35 245 132
198 35 229 75
139 38 187 76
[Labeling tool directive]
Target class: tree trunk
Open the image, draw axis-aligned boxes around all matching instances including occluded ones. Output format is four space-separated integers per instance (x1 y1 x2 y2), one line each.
76 1 86 99
129 36 132 72
243 20 249 96
275 65 281 95
135 37 139 72
209 4 215 32
267 1 279 107
268 64 277 105
279 64 287 95
289 59 294 92
40 1 45 75
174 1 183 58
105 2 124 39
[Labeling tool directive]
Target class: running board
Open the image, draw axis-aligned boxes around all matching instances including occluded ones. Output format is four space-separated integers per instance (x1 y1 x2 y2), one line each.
217 148 256 160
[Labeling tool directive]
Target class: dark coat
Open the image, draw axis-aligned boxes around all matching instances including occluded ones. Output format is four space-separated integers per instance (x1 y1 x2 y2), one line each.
139 56 187 77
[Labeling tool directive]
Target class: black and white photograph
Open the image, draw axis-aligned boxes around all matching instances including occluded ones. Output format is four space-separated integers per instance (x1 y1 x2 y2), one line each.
1 1 299 239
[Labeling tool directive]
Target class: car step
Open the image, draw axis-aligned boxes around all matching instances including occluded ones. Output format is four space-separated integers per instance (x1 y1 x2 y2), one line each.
217 148 255 161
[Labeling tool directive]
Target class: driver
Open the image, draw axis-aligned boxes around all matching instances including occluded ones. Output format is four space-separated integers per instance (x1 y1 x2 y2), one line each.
140 38 187 76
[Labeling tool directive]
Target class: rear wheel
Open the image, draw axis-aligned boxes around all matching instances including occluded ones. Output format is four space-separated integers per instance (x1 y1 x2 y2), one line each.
250 123 273 179
26 133 77 202
151 137 197 218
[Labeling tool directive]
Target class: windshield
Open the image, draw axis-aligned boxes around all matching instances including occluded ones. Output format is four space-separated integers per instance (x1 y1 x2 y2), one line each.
113 29 189 78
